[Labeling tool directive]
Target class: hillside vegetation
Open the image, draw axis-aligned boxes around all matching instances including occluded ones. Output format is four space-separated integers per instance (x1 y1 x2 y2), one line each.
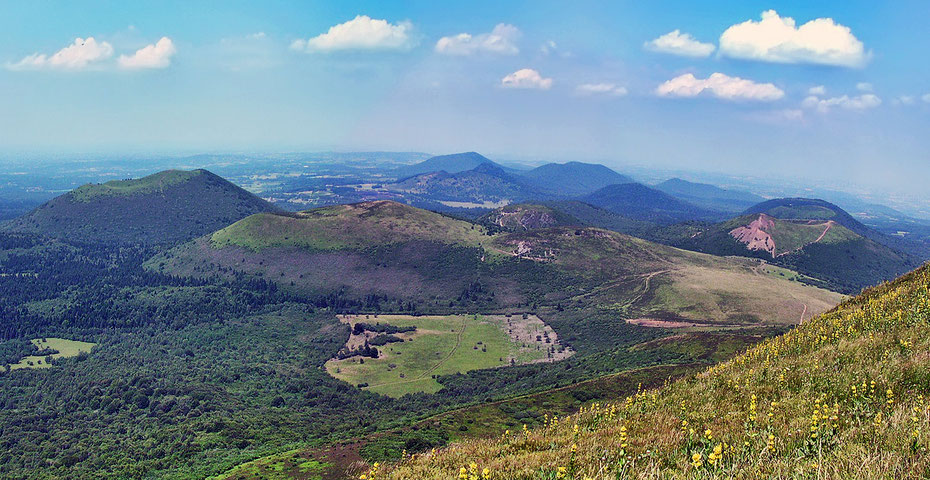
478 204 581 232
671 205 918 293
581 183 724 225
383 264 930 479
152 201 842 347
2 169 279 245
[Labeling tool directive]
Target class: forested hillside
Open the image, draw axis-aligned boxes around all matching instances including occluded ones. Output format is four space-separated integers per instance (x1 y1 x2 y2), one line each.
2 169 279 245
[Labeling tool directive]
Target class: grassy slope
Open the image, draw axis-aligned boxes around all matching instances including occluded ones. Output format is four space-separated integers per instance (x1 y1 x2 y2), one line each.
69 170 202 202
3 169 278 245
478 204 581 232
672 214 916 294
210 201 488 251
385 264 930 479
494 227 843 327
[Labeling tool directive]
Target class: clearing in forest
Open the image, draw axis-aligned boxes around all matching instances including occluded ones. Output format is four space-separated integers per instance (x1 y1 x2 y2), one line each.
324 314 572 397
7 338 96 371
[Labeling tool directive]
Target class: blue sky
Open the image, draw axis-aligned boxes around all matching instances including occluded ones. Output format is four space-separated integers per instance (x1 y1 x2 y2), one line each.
1 1 929 195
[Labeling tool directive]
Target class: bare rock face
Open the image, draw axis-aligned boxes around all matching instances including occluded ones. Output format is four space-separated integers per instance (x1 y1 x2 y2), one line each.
730 213 778 257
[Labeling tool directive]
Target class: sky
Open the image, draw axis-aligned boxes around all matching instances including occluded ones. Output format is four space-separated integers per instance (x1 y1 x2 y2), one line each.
1 1 929 196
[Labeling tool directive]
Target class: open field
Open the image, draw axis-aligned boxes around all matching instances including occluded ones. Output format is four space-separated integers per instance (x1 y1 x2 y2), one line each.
7 338 96 371
641 258 844 326
325 314 572 397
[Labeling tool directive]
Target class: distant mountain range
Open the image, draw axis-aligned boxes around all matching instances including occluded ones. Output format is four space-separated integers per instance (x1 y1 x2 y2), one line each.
393 152 517 179
2 163 920 295
2 169 279 245
390 153 637 204
654 178 764 213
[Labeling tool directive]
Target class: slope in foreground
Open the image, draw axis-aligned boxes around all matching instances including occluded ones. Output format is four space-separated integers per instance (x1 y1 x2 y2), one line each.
384 263 930 479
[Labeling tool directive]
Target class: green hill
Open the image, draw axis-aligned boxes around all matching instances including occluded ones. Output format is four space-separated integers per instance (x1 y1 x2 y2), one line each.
581 183 725 224
151 201 842 351
520 162 633 196
386 163 546 208
394 152 507 179
655 178 764 213
670 200 919 293
2 169 279 245
381 261 930 479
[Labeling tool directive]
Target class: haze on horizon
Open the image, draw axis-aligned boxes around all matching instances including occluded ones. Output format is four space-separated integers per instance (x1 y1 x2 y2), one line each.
1 1 929 197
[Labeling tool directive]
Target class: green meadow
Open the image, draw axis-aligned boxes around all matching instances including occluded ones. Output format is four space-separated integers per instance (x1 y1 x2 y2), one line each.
325 314 568 398
8 338 96 371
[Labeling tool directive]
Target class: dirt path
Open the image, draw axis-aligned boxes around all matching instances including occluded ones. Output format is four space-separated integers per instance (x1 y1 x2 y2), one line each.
813 222 833 244
573 269 671 303
800 303 808 324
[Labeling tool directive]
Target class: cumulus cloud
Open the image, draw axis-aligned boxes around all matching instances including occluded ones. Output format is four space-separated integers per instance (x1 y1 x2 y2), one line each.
7 37 113 70
808 85 827 96
501 68 552 90
922 93 930 103
118 37 176 69
802 93 881 112
575 83 628 97
644 30 715 58
435 24 520 55
856 82 873 92
291 15 414 52
719 10 868 67
655 72 784 101
892 96 915 106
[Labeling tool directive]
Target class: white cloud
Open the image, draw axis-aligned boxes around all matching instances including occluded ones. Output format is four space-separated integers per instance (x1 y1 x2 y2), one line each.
719 10 868 67
540 40 557 55
247 32 267 40
808 85 826 96
655 72 784 101
892 96 915 106
7 37 113 70
644 30 715 58
435 24 520 56
575 83 628 97
291 15 414 52
501 68 552 90
856 82 873 92
922 93 930 103
802 93 881 112
118 37 176 69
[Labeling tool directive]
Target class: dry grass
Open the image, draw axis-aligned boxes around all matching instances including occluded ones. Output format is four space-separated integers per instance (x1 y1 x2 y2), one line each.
379 265 930 479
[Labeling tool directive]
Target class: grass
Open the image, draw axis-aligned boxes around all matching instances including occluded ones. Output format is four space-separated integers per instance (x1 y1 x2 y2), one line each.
381 264 930 479
8 337 96 371
324 314 568 397
766 204 838 221
69 170 203 202
767 219 859 255
209 448 330 480
210 201 490 252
